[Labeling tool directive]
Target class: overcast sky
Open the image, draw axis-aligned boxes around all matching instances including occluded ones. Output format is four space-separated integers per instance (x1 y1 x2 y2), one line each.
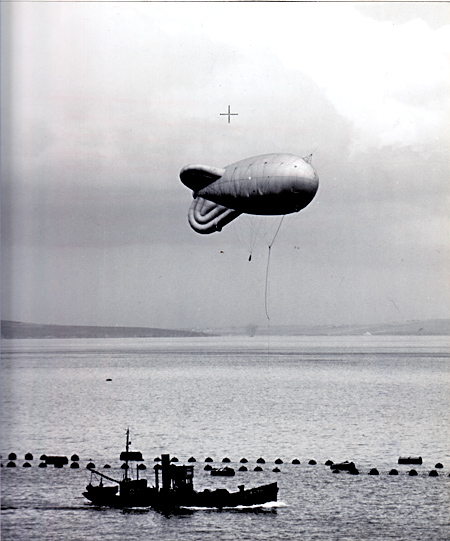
2 2 449 330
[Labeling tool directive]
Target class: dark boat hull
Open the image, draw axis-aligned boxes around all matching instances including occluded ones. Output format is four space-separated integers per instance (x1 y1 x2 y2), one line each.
83 490 155 508
84 480 155 508
188 482 278 509
84 482 278 510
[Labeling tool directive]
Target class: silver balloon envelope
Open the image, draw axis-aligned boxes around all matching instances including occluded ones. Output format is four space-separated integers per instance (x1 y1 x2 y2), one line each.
180 153 319 234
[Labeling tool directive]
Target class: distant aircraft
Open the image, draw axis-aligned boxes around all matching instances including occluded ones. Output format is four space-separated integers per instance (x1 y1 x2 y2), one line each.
180 153 319 234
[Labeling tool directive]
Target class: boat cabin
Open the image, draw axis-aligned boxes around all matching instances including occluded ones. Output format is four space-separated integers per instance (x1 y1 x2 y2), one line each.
154 454 194 494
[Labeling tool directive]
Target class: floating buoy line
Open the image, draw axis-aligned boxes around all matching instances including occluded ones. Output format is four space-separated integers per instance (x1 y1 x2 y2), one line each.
1 452 448 477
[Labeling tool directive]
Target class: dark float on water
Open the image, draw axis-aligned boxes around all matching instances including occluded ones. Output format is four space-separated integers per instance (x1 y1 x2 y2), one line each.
83 429 278 511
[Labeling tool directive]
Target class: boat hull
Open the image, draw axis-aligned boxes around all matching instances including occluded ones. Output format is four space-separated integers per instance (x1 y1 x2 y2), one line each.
189 482 278 509
83 482 278 510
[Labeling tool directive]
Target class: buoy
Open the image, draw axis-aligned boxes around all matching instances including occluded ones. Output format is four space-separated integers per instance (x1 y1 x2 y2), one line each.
435 463 443 469
23 462 31 468
368 468 379 475
308 460 317 465
389 469 399 475
238 466 248 472
204 465 212 471
71 454 79 462
222 457 231 463
8 453 17 461
256 458 265 464
292 459 300 465
103 464 111 469
254 466 263 471
70 462 79 469
87 462 95 469
137 464 146 470
188 457 196 462
275 458 283 464
325 460 333 466
429 470 438 477
239 458 248 463
332 469 340 474
6 461 16 467
170 457 178 463
349 468 359 475
273 467 281 472
25 453 33 460
120 463 128 469
408 469 418 476
154 457 161 462
106 378 112 381
205 457 213 462
38 462 47 468
40 454 47 461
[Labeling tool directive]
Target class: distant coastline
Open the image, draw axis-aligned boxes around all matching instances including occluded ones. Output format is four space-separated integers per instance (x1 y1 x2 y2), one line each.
1 319 449 339
0 321 211 339
217 319 450 337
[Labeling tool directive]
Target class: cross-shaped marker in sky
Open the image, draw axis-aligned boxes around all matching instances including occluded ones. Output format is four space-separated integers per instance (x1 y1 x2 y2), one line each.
220 105 238 123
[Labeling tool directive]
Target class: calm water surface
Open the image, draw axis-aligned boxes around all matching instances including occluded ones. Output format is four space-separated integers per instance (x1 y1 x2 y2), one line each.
1 336 450 540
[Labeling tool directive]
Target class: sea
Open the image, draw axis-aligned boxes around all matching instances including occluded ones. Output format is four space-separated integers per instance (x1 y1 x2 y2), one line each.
1 335 449 540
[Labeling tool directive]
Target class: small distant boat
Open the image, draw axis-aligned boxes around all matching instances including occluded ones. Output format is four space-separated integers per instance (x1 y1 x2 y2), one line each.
83 429 278 511
45 456 69 467
210 466 235 477
330 461 357 472
398 456 422 465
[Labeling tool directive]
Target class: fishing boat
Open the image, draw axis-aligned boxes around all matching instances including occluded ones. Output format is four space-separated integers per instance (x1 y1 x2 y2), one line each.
210 466 235 476
83 430 278 510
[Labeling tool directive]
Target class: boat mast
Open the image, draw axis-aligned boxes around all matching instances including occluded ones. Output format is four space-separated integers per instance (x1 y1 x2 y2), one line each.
124 428 131 481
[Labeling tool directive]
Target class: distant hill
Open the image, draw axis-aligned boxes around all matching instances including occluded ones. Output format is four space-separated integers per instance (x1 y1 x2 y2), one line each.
2 319 449 339
1 321 211 339
209 319 450 337
314 319 450 336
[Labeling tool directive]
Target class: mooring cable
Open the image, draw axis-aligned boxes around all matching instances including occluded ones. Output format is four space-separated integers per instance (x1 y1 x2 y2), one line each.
264 216 285 321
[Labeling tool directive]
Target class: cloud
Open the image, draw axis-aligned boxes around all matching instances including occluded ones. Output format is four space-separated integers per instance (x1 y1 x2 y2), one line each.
163 3 450 153
282 12 449 152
